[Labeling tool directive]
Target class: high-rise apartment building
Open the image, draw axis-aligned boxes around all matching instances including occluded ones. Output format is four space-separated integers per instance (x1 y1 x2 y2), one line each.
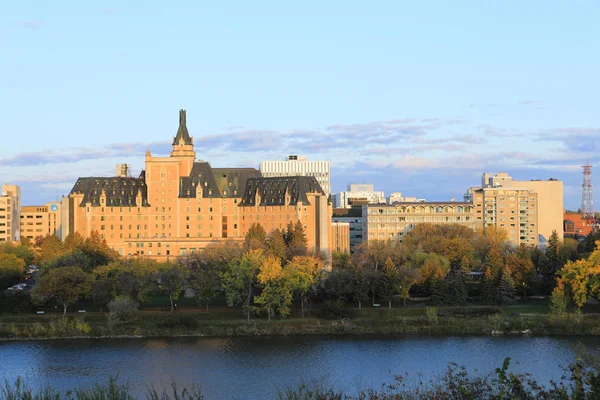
64 110 332 261
478 173 563 243
260 155 330 195
363 202 475 241
20 202 62 241
333 183 385 208
469 187 538 246
0 185 21 243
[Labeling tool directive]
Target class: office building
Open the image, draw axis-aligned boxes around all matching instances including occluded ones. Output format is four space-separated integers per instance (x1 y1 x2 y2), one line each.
20 202 62 241
260 155 330 195
332 207 364 252
333 183 385 208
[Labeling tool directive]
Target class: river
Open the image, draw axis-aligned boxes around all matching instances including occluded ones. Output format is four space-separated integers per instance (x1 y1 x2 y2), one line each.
1 336 598 399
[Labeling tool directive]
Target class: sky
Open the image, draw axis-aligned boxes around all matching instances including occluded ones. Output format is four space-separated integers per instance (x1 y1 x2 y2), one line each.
1 0 599 210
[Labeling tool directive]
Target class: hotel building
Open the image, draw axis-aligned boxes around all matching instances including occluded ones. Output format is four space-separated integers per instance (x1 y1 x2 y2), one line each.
64 110 332 260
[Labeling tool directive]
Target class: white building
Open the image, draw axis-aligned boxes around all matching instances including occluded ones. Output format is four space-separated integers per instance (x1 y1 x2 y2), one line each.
387 192 425 204
333 183 385 208
260 155 330 195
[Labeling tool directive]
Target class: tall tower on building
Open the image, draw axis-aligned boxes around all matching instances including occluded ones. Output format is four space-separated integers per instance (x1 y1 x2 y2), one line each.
582 163 594 219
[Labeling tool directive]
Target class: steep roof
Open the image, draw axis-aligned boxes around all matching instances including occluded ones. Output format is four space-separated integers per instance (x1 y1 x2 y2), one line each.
239 176 325 206
70 173 149 207
178 162 261 198
172 109 193 146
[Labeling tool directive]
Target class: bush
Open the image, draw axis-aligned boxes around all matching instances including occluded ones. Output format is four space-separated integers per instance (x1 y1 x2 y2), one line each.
156 315 200 329
318 300 352 320
108 296 139 322
437 306 501 318
0 291 32 314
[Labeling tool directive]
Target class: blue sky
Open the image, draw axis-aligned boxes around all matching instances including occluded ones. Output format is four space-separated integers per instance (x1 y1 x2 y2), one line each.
1 1 599 210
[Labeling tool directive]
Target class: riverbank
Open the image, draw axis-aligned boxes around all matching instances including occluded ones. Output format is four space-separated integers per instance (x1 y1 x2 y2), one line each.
1 307 600 341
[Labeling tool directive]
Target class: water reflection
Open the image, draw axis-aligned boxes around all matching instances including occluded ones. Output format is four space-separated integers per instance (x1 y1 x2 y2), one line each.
0 336 599 400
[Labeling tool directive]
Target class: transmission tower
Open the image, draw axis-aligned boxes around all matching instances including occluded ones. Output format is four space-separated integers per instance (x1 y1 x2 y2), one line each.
582 163 594 219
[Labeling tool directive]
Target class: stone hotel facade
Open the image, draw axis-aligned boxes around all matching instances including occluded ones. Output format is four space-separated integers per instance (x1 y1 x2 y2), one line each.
64 110 332 261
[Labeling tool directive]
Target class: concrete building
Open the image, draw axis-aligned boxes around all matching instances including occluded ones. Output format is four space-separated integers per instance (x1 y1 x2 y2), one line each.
20 202 62 241
479 173 564 243
331 221 350 254
333 183 385 208
0 185 21 243
363 202 475 241
332 207 364 252
470 187 539 246
260 155 330 195
387 192 425 204
65 110 333 261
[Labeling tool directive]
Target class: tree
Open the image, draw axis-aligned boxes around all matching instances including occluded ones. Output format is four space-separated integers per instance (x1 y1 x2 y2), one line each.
431 269 468 306
544 230 563 278
108 296 138 321
332 251 352 270
266 229 287 262
91 278 112 313
93 259 158 302
221 249 263 321
0 243 34 266
286 221 308 259
482 267 499 305
245 223 267 251
0 253 26 290
32 266 91 315
555 256 600 309
187 258 220 311
414 253 450 290
397 265 420 306
157 262 187 313
379 257 399 309
286 255 323 317
255 256 292 320
35 235 64 267
499 267 517 304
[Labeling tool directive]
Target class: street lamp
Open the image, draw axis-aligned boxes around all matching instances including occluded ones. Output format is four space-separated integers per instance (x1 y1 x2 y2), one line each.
522 282 526 302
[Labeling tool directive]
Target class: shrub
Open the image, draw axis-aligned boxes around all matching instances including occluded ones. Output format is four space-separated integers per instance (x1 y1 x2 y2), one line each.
108 296 139 322
319 300 352 320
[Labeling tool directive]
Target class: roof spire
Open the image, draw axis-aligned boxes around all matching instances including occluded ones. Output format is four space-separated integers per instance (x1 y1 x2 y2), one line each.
173 109 193 146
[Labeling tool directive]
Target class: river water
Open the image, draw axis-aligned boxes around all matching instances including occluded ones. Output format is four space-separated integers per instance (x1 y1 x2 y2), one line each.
1 336 598 399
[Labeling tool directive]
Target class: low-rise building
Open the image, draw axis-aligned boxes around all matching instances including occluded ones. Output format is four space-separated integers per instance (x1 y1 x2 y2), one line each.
363 202 475 241
564 212 595 237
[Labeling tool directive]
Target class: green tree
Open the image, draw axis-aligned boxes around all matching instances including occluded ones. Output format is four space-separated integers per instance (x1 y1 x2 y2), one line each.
286 256 323 317
157 262 187 313
221 249 263 321
93 259 158 302
0 253 26 290
0 243 34 266
332 251 352 270
482 267 499 305
254 256 293 320
32 266 91 315
499 267 517 304
245 223 267 251
544 230 563 278
286 221 308 259
187 258 220 311
266 229 287 262
379 257 399 309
